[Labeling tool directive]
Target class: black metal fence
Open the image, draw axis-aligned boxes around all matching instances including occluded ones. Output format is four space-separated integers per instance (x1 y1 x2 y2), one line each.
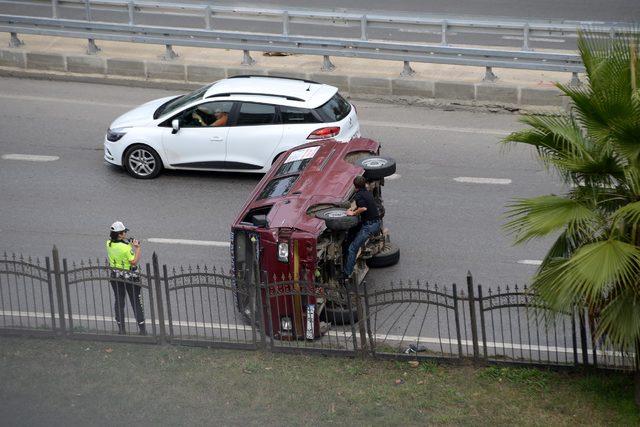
0 248 635 371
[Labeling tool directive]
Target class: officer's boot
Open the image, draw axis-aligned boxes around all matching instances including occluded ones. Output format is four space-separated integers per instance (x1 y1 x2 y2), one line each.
117 323 126 335
138 323 147 336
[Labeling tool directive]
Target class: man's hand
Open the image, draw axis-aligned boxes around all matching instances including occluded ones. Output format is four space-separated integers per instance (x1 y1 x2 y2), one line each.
193 112 205 125
131 239 140 248
346 210 355 216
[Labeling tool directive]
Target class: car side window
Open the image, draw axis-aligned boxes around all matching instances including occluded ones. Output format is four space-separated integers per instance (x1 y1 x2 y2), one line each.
176 101 233 128
236 103 276 126
280 106 320 124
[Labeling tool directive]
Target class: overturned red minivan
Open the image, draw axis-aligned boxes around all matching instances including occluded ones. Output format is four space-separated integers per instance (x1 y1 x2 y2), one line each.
231 138 399 339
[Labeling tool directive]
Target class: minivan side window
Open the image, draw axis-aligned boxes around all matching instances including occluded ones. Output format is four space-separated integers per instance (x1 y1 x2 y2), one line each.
314 93 351 123
236 102 276 126
280 106 320 124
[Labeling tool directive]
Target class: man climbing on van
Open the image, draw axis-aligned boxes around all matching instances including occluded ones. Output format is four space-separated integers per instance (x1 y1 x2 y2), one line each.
343 175 381 281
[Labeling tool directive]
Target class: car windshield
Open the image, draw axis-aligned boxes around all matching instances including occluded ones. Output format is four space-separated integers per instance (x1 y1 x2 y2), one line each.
275 146 320 176
258 176 299 200
154 84 213 119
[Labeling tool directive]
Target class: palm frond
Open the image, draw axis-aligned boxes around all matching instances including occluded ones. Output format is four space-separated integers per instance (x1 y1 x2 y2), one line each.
504 195 599 244
596 286 640 349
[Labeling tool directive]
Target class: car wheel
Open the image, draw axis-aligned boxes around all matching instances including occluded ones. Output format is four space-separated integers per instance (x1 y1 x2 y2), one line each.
316 208 359 231
321 302 359 326
366 243 400 268
358 156 396 180
123 145 163 179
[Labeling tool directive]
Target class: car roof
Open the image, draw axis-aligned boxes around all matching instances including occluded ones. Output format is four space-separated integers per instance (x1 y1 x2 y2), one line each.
233 138 380 235
203 76 338 109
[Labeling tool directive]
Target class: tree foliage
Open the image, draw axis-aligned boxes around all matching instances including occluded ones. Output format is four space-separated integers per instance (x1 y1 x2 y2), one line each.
503 29 640 350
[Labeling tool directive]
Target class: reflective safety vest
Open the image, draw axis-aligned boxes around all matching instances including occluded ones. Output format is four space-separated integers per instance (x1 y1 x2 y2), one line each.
106 240 135 270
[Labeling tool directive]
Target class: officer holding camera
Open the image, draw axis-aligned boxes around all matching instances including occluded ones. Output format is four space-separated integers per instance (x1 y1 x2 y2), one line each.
106 221 146 335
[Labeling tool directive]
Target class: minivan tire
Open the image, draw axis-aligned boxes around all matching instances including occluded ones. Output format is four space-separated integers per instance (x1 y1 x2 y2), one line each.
359 156 396 180
316 208 359 231
123 144 163 179
366 244 400 268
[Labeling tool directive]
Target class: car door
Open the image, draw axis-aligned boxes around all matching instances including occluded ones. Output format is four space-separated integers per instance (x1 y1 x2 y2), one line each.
160 101 233 169
225 102 283 171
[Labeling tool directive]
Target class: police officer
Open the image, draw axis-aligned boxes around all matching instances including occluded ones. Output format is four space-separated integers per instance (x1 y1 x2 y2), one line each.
343 175 382 280
106 221 146 335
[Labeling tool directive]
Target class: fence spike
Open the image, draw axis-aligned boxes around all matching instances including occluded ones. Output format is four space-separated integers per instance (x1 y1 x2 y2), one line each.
203 265 208 273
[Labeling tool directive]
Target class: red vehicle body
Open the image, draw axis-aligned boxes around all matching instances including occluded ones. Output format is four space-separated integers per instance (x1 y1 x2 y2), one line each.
231 138 398 339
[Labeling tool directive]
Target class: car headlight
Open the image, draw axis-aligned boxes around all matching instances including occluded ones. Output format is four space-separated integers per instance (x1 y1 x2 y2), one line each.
277 242 289 263
106 128 127 142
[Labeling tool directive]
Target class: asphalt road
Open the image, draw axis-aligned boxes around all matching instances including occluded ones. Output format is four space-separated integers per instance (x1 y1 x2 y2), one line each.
0 77 563 290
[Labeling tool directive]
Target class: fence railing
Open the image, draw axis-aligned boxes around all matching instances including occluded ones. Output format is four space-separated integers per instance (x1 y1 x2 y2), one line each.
0 247 635 370
0 0 634 80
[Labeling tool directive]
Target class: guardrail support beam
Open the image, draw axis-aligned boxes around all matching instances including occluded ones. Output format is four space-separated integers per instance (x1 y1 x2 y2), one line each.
51 0 59 19
241 50 256 66
569 71 582 86
282 11 289 37
161 44 179 61
400 61 415 77
204 5 212 30
127 1 135 25
9 32 24 48
321 55 335 72
482 66 498 82
441 21 448 46
86 38 100 55
360 15 367 41
522 24 532 51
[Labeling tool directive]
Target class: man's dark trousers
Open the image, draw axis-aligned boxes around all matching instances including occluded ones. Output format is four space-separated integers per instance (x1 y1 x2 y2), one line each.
110 274 145 331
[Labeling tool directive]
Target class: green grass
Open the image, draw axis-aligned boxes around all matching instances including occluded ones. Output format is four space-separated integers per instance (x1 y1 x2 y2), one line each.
0 336 637 426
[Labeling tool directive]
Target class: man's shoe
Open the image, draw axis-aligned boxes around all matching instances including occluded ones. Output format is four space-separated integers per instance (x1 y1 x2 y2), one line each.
117 325 126 335
138 324 147 336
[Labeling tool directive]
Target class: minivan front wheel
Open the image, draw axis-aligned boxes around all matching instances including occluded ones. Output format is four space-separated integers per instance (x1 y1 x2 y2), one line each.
123 145 162 179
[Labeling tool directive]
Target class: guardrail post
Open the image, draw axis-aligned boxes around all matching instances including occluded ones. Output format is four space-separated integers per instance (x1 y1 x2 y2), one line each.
466 271 480 360
51 0 59 19
483 66 498 82
241 50 256 66
9 32 24 48
569 72 582 86
441 20 448 46
84 0 92 21
128 1 135 25
52 246 66 335
87 39 101 55
204 5 212 30
321 55 335 72
360 15 367 41
282 11 289 37
400 61 415 77
162 44 179 61
522 23 532 51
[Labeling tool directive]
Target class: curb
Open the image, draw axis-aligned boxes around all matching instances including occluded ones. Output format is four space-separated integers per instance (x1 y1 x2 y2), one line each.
0 48 569 112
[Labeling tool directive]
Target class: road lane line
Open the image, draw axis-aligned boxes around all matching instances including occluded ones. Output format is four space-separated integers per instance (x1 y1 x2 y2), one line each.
454 177 512 185
2 309 628 358
518 259 543 266
2 154 59 162
0 93 136 108
360 120 512 136
147 238 230 247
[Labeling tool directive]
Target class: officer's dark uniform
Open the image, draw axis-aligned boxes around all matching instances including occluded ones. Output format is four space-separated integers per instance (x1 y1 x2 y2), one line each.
106 238 145 335
344 187 382 276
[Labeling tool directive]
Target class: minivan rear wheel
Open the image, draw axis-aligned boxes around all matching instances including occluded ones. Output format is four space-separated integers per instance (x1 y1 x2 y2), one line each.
316 208 359 231
359 156 396 180
123 144 162 179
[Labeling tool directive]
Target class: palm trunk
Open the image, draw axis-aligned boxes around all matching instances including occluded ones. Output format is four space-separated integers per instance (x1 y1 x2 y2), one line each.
636 340 640 408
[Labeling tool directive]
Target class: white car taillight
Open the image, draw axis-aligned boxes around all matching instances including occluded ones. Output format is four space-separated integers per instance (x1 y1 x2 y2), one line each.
307 126 340 139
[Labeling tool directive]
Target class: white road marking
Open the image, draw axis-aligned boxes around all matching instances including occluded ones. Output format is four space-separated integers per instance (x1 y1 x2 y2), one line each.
0 93 136 108
385 173 401 180
2 154 59 162
2 309 628 358
454 177 512 185
359 120 512 136
518 259 543 266
147 238 230 247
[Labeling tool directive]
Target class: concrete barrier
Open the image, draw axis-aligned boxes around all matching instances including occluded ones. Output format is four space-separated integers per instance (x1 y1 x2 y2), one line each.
0 47 568 110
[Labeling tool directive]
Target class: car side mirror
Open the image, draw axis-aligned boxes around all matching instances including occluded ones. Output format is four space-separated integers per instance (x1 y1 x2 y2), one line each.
171 119 180 134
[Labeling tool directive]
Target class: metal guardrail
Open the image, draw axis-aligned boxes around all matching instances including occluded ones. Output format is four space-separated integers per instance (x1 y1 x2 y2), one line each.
0 0 633 79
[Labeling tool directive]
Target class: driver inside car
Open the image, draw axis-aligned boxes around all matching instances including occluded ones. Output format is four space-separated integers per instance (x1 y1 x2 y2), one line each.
192 106 228 127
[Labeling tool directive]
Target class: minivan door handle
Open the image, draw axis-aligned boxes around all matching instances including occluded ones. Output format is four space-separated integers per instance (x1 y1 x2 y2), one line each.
209 137 223 142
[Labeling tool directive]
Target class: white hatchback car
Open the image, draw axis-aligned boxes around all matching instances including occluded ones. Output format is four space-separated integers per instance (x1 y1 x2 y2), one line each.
104 75 360 179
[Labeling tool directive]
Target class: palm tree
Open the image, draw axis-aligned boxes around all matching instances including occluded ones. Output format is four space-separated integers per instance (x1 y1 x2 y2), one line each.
502 29 640 404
